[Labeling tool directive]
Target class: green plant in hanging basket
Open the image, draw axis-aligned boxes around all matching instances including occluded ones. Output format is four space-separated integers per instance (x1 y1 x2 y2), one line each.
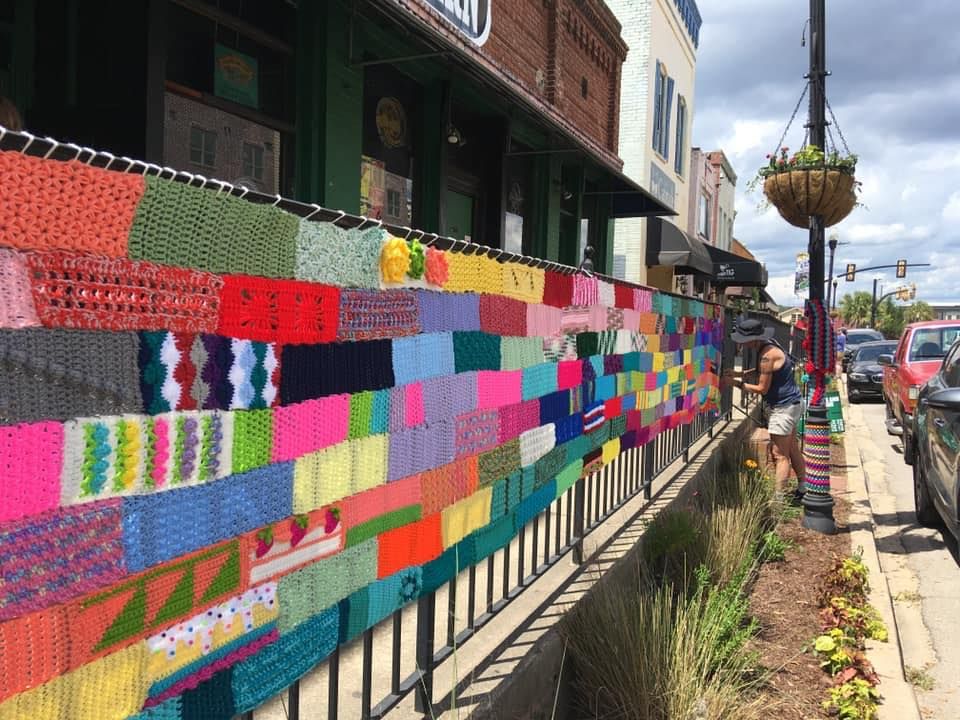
758 145 859 229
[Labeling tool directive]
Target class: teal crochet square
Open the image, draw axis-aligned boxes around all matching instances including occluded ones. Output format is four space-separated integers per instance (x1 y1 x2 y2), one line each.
473 513 514 559
453 332 501 372
371 389 391 435
522 362 559 401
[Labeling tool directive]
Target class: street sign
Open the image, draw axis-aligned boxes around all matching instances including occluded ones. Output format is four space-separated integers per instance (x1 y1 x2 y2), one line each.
845 263 856 281
825 391 845 433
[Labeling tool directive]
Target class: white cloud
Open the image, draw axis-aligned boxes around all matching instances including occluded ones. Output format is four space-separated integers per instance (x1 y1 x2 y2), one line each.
941 192 960 223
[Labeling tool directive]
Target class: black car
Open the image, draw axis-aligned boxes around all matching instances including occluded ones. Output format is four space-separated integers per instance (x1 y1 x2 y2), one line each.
847 340 898 402
842 328 884 372
913 340 960 539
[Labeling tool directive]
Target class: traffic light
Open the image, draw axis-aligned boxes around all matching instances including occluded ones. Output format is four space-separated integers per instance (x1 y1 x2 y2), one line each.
910 283 917 300
845 263 856 281
897 287 908 301
896 259 907 278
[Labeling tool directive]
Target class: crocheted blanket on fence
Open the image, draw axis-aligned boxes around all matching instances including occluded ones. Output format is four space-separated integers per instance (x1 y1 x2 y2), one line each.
0 150 723 720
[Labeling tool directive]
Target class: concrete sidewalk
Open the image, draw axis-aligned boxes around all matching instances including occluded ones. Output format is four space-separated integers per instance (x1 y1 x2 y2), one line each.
838 385 924 720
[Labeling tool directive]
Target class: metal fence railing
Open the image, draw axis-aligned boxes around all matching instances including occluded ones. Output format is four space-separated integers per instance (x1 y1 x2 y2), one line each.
241 368 734 720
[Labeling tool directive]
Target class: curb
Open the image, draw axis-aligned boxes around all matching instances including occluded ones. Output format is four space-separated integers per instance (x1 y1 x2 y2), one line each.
838 389 923 720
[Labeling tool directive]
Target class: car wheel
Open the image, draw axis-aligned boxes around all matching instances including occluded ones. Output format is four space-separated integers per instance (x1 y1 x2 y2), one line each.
904 427 915 466
913 456 941 527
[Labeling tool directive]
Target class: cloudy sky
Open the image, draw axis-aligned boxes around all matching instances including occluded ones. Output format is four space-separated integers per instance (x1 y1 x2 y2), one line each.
692 0 960 309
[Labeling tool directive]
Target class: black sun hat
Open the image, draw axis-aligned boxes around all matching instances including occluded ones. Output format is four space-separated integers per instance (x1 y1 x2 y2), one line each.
730 317 775 344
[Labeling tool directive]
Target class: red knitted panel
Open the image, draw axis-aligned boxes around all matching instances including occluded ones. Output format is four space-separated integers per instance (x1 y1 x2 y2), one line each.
478 294 527 336
0 151 144 256
614 283 634 309
217 274 340 344
542 271 574 308
26 251 221 333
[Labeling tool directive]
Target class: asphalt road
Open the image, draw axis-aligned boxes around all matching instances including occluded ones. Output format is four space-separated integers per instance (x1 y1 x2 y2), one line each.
855 400 959 720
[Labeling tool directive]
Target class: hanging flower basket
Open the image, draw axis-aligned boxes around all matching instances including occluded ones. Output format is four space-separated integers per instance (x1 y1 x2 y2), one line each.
759 146 858 229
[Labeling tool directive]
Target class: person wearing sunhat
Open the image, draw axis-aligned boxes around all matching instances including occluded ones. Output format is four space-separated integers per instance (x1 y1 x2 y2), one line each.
724 317 805 497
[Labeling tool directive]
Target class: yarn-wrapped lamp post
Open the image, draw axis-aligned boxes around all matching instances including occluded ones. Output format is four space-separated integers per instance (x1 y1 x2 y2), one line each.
800 0 836 534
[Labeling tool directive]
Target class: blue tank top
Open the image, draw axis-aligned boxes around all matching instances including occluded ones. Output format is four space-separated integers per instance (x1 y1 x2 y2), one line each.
760 342 802 407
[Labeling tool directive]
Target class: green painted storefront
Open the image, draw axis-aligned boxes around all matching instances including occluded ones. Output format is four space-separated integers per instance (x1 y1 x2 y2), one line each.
2 0 670 273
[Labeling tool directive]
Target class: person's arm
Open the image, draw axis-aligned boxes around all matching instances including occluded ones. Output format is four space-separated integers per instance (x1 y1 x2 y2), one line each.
740 350 776 395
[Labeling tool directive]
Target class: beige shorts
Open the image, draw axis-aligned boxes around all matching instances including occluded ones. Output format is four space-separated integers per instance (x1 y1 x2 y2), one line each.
768 402 803 436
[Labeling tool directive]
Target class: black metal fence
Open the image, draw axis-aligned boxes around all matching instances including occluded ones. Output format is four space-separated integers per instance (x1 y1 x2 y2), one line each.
240 369 735 720
237 307 800 720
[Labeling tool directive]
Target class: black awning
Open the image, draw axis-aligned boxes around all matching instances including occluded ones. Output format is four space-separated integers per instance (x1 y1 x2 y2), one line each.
706 244 768 287
645 217 714 276
590 168 677 218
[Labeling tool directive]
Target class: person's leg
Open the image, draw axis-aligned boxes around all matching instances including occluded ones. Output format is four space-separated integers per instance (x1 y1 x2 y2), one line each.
768 433 794 494
788 433 806 490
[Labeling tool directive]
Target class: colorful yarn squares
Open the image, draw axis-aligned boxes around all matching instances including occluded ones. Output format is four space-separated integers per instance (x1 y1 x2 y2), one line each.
455 409 500 458
421 372 478 425
500 336 544 371
453 331 501 372
337 289 420 342
0 249 39 329
441 487 493 547
419 457 479 516
387 422 455 481
479 294 527 336
497 399 541 443
522 362 558 401
377 514 443 578
416 290 481 333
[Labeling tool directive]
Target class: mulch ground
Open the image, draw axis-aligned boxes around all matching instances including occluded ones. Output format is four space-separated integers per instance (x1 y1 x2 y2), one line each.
748 440 852 719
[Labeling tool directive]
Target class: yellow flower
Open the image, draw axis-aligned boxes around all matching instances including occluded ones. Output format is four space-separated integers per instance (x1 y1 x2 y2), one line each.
381 236 411 283
744 459 758 469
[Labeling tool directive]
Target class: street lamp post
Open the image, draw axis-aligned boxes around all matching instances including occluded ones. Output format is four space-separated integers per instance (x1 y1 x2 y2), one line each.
801 0 836 534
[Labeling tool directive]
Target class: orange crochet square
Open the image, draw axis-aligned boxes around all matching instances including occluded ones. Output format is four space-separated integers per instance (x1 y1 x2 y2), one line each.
0 151 143 256
376 513 443 578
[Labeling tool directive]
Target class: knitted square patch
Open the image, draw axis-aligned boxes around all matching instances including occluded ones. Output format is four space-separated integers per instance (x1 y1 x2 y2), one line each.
391 333 455 386
217 275 339 344
0 151 143 257
416 290 481 333
295 222 382 288
453 331 501 373
479 294 527 336
542 271 574 308
337 289 420 342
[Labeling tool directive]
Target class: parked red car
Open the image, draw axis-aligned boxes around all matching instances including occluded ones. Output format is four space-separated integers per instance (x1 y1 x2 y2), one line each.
881 320 960 464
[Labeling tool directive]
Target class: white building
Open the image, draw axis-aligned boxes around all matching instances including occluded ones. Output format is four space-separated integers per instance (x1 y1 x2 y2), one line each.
608 0 702 289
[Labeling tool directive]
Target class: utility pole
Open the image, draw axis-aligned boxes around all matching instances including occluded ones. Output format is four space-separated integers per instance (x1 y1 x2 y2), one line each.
801 0 835 534
871 277 879 327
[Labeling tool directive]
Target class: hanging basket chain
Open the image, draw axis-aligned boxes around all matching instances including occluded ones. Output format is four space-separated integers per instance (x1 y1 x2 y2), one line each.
824 95 852 156
772 82 810 157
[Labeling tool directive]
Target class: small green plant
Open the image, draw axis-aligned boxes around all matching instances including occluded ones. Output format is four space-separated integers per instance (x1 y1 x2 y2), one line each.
814 628 857 675
904 665 935 692
823 678 880 720
759 530 794 562
819 597 888 642
818 551 870 605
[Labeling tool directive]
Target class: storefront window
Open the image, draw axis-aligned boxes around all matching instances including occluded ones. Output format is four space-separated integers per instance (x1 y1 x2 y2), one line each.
163 0 294 194
361 65 419 225
504 149 533 255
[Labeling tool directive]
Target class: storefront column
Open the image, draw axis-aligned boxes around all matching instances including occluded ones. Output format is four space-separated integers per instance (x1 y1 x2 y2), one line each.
295 1 362 209
416 78 448 234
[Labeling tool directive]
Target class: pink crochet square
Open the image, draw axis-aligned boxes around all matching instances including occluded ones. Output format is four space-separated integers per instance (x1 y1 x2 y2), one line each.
0 249 40 328
477 370 522 410
405 383 425 427
497 400 541 442
0 422 63 523
588 305 607 331
525 303 563 337
272 394 350 462
557 360 583 390
572 275 599 306
634 288 653 312
622 309 641 331
645 373 659 391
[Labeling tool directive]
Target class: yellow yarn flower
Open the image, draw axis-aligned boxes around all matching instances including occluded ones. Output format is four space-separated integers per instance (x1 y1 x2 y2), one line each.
744 459 758 469
381 236 411 283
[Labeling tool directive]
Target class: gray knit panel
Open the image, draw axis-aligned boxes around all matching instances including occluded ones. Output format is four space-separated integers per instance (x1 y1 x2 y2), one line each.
0 329 142 423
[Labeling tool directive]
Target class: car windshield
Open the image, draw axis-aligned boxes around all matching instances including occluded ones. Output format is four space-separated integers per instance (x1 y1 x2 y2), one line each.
847 332 881 345
908 326 960 360
855 344 896 362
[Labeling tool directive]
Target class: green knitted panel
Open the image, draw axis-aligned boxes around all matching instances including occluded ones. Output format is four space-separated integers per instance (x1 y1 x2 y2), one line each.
535 445 568 488
295 222 383 288
555 459 583 496
477 437 521 487
349 391 374 440
277 539 378 632
500 336 545 371
453 332 501 372
609 414 627 439
232 409 273 474
129 176 297 278
345 504 422 548
576 332 598 359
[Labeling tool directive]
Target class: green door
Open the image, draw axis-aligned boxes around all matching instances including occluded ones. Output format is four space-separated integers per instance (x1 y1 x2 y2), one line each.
445 188 475 242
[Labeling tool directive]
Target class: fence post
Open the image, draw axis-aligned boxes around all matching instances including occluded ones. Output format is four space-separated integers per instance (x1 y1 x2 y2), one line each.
682 422 691 463
642 440 654 500
572 476 585 564
414 592 436 714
